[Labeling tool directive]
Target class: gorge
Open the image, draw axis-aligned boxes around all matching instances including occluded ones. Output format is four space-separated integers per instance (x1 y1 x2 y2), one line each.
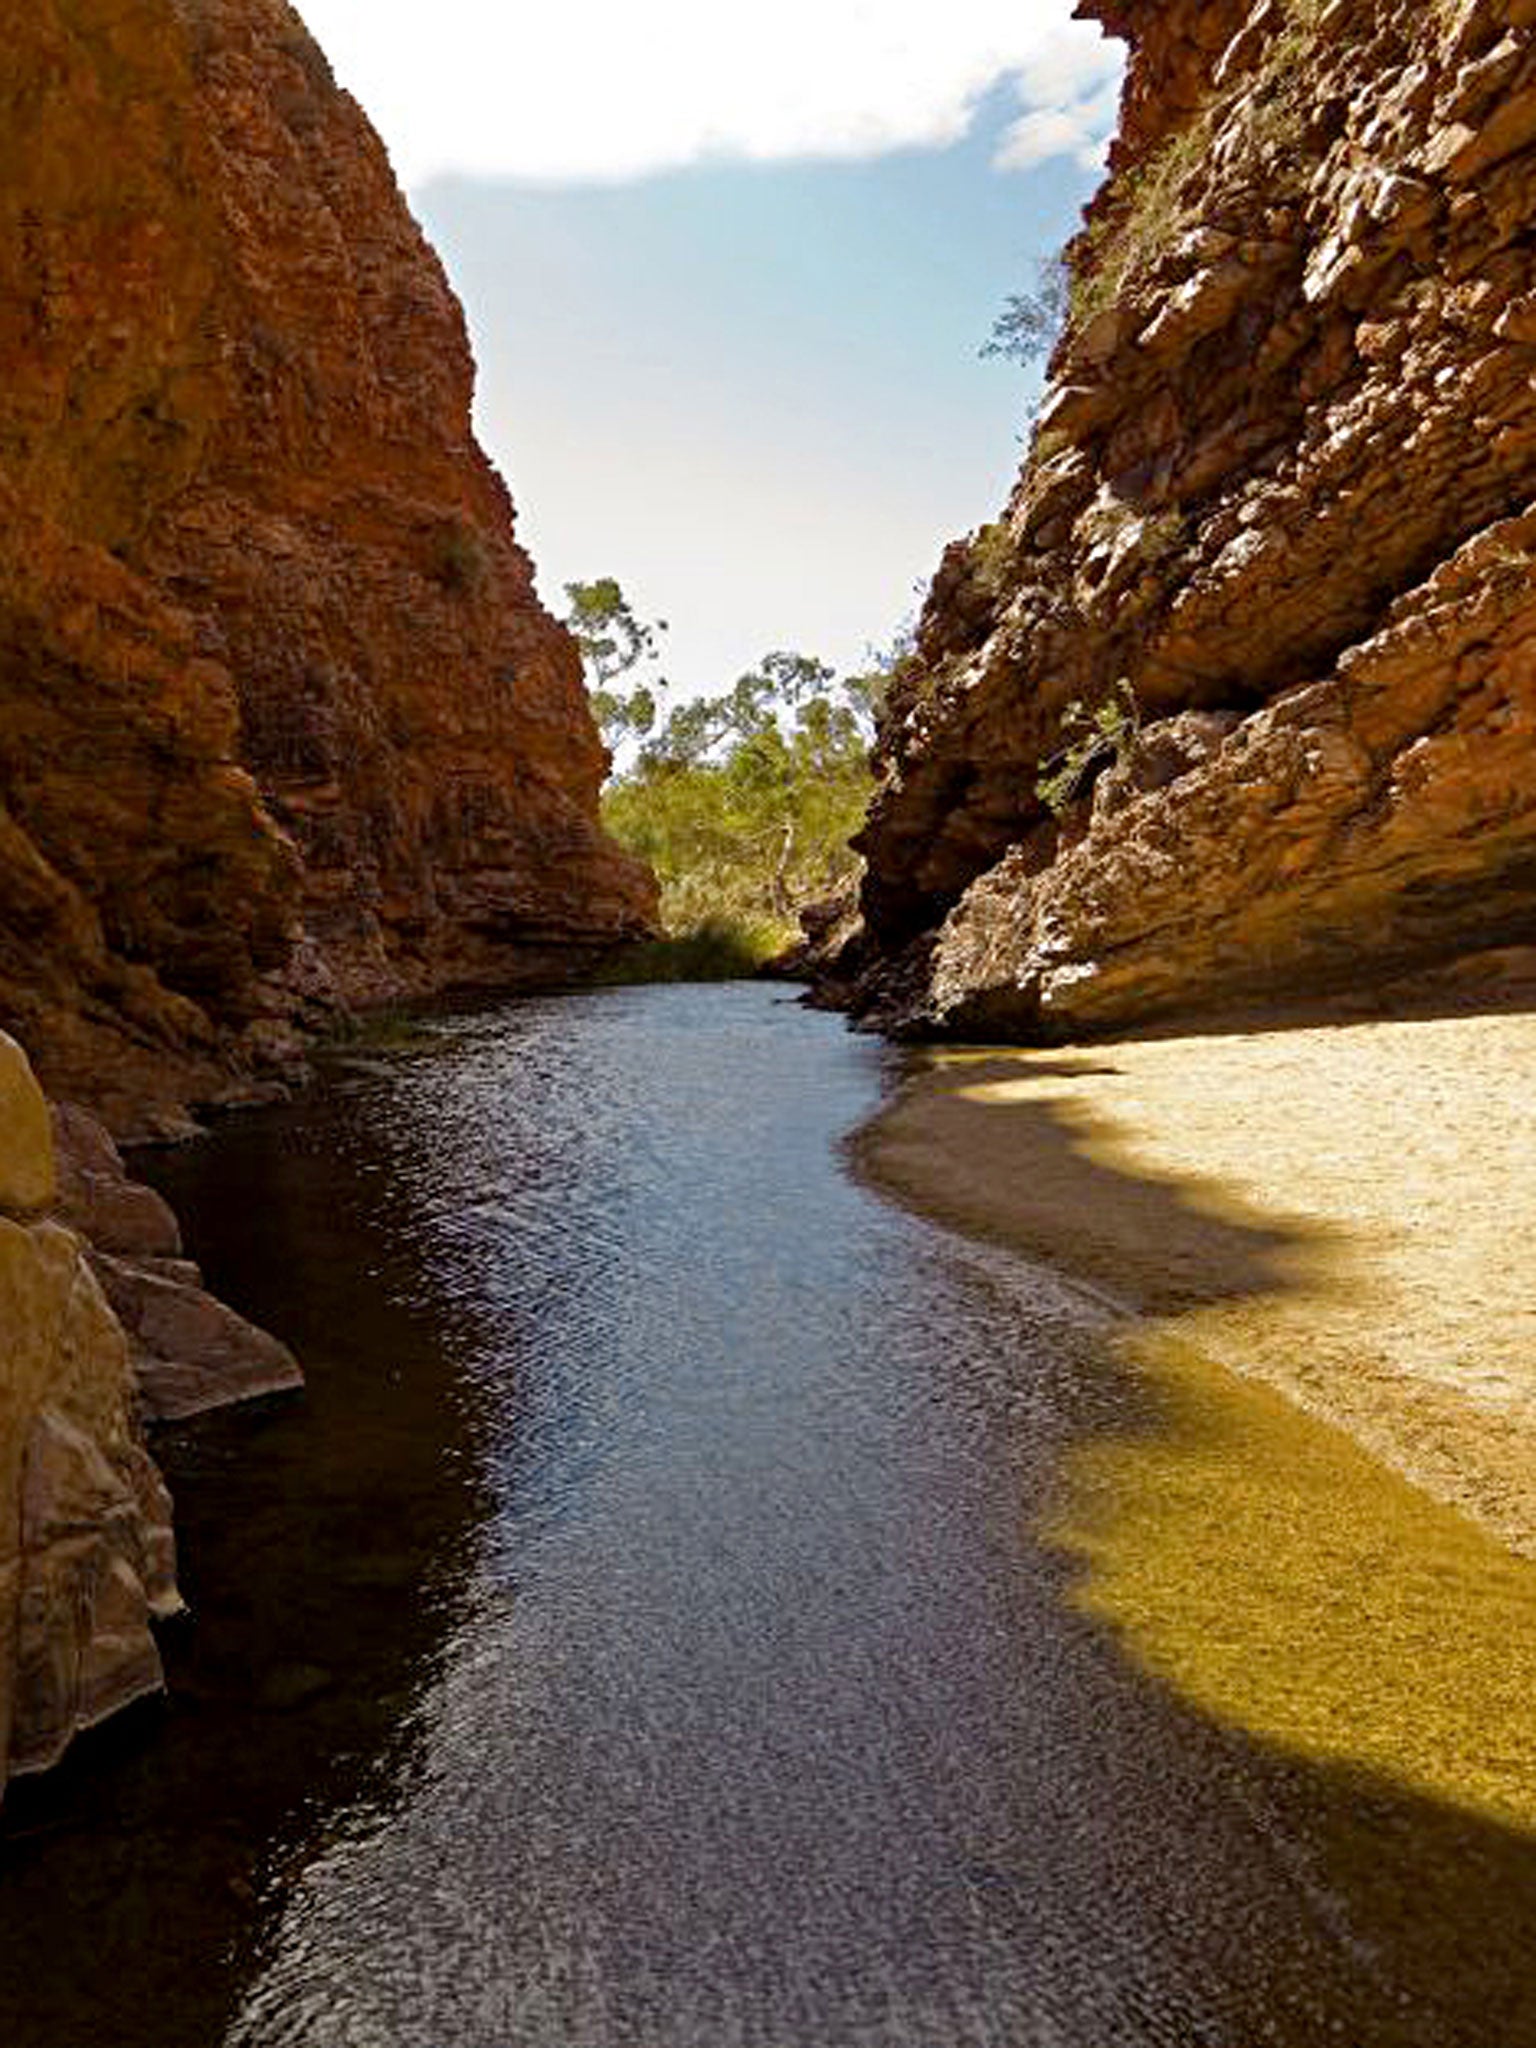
2 0 1536 2041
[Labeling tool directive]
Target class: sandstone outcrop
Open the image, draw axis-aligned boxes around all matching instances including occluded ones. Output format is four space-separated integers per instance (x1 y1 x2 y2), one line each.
0 1036 180 1792
846 0 1536 1037
1 0 658 1788
52 1103 303 1422
0 0 655 1134
0 1036 308 1797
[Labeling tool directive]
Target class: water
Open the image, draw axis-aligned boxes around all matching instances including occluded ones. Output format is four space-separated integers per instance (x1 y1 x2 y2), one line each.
1 983 1533 2046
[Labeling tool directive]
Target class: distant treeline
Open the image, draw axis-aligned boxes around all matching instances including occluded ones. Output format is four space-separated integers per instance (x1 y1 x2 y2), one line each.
566 579 894 976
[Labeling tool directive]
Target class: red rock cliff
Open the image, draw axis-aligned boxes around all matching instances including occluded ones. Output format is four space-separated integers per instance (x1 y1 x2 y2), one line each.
0 0 655 1131
845 0 1536 1036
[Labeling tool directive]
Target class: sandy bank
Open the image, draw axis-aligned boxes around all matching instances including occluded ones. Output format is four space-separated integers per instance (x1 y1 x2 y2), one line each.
857 1010 1536 1559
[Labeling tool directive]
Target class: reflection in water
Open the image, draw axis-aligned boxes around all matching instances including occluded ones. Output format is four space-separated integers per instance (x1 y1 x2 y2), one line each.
1 984 1534 2047
1056 1330 1536 1828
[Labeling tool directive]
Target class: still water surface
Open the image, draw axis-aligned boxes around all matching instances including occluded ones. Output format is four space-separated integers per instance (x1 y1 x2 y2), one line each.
1 983 1533 2046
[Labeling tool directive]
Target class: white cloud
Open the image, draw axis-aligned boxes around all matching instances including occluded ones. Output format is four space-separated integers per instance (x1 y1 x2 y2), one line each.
290 0 1124 187
994 74 1123 173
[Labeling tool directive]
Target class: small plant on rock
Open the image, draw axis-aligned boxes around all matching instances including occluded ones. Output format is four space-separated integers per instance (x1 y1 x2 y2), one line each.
969 519 1017 599
427 518 488 595
981 254 1070 369
1070 117 1210 326
1140 509 1187 564
1035 679 1140 816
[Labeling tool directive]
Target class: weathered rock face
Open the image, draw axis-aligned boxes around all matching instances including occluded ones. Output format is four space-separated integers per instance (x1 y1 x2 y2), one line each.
849 0 1536 1037
0 0 655 1132
0 1034 308 1796
0 1036 180 1791
51 1102 304 1423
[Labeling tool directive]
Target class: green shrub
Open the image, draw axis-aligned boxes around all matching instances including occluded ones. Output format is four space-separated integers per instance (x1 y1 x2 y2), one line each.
1036 680 1140 816
1068 9 1315 331
597 651 873 945
981 255 1070 369
969 519 1017 599
594 915 786 984
426 518 487 595
1070 118 1211 326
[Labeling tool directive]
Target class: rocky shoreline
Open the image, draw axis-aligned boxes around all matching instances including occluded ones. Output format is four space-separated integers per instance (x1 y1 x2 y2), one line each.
0 1031 306 1798
0 1033 304 1796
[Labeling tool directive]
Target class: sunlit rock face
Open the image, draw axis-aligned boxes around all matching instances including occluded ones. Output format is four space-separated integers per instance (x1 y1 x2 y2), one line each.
0 0 655 1134
846 0 1536 1037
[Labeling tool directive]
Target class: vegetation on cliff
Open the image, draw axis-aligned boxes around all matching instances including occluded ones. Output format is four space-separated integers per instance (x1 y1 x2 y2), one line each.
846 0 1536 1039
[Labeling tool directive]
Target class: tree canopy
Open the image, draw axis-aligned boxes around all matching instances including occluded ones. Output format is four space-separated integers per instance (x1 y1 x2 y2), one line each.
562 580 890 967
564 577 667 751
981 252 1069 369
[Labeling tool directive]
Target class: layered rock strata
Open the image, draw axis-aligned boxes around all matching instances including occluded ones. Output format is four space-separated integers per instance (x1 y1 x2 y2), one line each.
1 0 654 1133
846 0 1536 1037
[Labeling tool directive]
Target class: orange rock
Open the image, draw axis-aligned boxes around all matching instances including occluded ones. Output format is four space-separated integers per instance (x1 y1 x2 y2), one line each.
850 0 1536 1037
0 0 655 1131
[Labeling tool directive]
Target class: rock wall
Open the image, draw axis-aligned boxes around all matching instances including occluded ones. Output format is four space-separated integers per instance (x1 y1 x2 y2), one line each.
0 1030 304 1798
846 0 1536 1037
0 0 655 1133
0 1037 180 1791
52 1102 303 1425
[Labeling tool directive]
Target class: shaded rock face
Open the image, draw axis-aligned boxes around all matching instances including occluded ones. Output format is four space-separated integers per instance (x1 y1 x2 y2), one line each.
0 1036 179 1791
849 0 1536 1038
0 1036 306 1795
51 1103 304 1423
0 0 655 1133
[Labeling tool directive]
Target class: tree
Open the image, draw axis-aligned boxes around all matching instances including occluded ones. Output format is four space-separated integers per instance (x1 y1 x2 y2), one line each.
638 652 829 773
1035 680 1141 816
562 577 668 752
600 642 874 950
981 252 1070 368
589 682 658 751
561 572 882 956
563 576 664 684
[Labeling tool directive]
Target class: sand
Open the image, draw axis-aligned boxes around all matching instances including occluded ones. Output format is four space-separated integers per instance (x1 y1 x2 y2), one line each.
857 1010 1536 1558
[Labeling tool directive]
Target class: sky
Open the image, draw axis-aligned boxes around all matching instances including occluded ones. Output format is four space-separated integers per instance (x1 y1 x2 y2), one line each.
295 2 1124 697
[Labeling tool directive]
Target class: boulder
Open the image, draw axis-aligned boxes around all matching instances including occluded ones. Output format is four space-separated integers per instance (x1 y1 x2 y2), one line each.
0 1208 179 1791
1 1040 301 1796
0 1033 55 1218
90 1251 302 1424
51 1103 182 1260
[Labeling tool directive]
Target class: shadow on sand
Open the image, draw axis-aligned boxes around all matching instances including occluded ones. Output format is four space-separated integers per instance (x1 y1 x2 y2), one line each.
857 1047 1536 2045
